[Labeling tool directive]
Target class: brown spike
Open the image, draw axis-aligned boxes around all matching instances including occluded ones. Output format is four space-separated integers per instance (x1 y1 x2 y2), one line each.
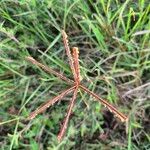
72 47 80 84
61 30 77 81
57 86 78 142
79 85 128 122
26 56 73 84
28 86 76 120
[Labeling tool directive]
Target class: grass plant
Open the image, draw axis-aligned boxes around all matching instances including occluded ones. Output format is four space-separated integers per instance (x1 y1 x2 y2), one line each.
0 0 150 149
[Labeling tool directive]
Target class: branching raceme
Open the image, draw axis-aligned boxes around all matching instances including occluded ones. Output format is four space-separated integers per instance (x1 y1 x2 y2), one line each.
26 30 128 142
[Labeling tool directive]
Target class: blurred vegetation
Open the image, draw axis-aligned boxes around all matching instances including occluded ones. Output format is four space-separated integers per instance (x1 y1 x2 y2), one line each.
0 0 150 149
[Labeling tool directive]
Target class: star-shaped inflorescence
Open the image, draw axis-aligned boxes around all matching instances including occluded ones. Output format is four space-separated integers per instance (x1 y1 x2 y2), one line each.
26 30 128 142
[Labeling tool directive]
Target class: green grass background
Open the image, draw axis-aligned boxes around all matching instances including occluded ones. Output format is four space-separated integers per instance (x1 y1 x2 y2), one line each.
0 0 150 149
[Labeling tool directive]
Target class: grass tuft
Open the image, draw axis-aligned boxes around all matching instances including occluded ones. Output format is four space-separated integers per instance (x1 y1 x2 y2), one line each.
0 0 149 149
